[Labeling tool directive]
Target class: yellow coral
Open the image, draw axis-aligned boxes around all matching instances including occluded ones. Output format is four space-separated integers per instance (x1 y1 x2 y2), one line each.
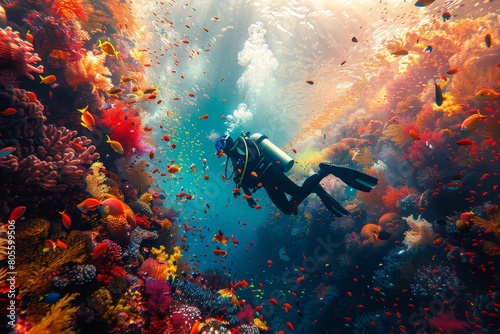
254 318 270 331
85 161 109 198
139 192 153 204
151 245 168 261
27 293 79 334
218 288 240 307
433 92 461 117
350 146 374 166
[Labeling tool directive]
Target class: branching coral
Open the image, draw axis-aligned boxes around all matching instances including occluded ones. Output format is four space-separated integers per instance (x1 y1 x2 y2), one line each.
64 50 113 92
382 186 415 211
27 293 79 334
118 159 155 190
85 161 109 198
24 10 89 61
0 27 43 85
402 214 433 252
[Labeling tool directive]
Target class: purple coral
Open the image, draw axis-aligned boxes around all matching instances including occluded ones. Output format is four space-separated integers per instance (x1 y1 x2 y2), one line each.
145 279 172 316
23 10 89 61
0 26 43 85
0 87 99 216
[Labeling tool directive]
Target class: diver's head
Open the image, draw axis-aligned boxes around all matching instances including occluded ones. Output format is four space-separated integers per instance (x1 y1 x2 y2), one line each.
215 134 234 157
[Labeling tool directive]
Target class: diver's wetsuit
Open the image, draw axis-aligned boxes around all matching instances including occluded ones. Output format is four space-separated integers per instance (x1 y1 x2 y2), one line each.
225 136 353 216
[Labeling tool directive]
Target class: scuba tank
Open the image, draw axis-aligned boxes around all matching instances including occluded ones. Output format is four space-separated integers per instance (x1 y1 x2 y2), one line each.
250 133 294 172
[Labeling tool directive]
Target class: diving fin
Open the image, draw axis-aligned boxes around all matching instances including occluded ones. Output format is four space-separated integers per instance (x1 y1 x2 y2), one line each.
314 186 350 217
319 163 378 192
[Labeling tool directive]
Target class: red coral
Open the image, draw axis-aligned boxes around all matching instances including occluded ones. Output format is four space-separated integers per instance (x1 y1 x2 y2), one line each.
100 101 146 157
382 186 415 211
407 130 445 168
51 0 89 22
135 214 152 229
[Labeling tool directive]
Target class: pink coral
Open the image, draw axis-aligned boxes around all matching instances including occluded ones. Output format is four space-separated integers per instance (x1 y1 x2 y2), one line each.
145 279 172 316
237 304 254 324
0 27 43 85
407 130 445 168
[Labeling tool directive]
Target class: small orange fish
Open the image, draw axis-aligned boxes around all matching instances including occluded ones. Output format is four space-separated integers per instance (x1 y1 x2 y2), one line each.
409 129 420 140
77 198 100 212
92 241 109 259
212 230 228 245
39 74 57 84
213 246 227 257
58 210 72 228
71 142 85 152
167 164 181 174
199 114 209 120
106 135 124 154
306 80 314 85
149 150 154 159
254 205 262 210
204 174 209 180
9 206 26 221
1 107 17 116
56 239 68 249
162 135 170 141
250 171 258 177
446 68 459 74
268 298 278 305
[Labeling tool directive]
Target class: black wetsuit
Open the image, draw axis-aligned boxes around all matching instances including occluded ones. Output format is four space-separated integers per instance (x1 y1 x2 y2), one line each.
226 136 347 216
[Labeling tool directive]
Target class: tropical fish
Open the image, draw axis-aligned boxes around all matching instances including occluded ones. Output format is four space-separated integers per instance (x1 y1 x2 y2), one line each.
77 198 100 212
190 321 202 334
39 292 62 304
56 239 67 249
98 198 126 217
442 11 452 22
78 106 96 131
39 75 57 84
286 321 295 332
212 230 228 245
434 80 444 106
485 33 491 48
92 241 109 258
409 129 420 140
475 88 500 99
58 210 71 228
98 40 119 58
9 206 26 221
213 246 227 257
305 80 314 85
1 107 17 116
446 68 459 74
0 146 16 157
108 87 123 95
455 139 474 146
268 298 278 305
199 114 209 120
391 48 409 56
106 135 124 154
461 111 487 133
120 76 133 83
143 87 158 94
423 45 433 52
414 0 436 7
167 164 181 174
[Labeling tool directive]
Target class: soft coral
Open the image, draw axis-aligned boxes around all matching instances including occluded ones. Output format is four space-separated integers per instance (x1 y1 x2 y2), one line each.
100 101 146 157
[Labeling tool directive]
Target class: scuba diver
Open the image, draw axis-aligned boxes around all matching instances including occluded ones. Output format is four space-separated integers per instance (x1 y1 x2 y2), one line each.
215 132 378 216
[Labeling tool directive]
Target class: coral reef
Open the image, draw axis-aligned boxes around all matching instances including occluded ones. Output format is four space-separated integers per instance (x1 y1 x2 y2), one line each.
402 215 433 252
27 293 79 334
0 27 43 85
145 279 172 316
85 161 109 199
24 10 89 60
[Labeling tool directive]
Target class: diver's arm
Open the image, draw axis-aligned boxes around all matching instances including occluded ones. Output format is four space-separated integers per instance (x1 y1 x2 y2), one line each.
242 186 257 208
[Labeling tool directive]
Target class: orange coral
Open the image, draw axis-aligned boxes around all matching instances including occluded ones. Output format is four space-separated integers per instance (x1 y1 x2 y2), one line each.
64 51 113 92
356 168 387 214
51 0 89 21
378 212 406 238
360 223 385 248
382 186 415 211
